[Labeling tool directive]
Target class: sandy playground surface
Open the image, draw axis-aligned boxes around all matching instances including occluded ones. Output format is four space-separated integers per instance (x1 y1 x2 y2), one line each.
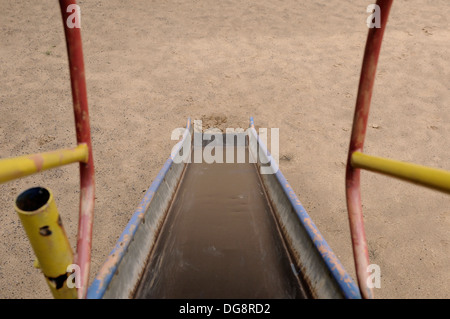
0 0 449 298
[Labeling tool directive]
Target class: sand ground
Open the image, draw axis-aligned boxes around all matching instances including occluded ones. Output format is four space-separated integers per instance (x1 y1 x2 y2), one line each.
0 0 449 299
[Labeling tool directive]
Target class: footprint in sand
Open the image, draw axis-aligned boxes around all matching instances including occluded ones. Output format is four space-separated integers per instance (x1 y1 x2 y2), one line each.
422 26 434 36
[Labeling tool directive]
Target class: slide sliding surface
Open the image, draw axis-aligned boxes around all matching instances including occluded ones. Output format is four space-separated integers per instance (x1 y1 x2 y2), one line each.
134 142 309 299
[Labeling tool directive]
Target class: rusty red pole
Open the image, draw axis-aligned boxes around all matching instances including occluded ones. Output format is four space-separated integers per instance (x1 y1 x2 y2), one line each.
59 0 95 299
345 0 393 299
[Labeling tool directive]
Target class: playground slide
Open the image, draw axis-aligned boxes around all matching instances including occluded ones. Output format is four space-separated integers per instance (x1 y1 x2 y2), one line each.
86 119 361 299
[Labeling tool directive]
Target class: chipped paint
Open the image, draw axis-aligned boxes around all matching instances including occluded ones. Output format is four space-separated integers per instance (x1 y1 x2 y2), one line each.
30 154 44 172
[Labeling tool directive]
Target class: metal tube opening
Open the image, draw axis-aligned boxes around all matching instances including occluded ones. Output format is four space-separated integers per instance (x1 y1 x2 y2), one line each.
16 187 50 212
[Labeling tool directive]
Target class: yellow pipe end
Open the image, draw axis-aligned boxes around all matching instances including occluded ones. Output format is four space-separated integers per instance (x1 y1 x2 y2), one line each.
15 187 78 299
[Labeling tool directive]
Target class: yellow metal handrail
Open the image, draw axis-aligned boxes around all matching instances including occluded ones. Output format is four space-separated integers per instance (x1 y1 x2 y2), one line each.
0 144 88 184
351 152 450 194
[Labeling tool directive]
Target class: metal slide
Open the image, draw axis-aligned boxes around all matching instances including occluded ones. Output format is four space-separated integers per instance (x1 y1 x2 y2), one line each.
134 134 306 298
87 120 361 299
